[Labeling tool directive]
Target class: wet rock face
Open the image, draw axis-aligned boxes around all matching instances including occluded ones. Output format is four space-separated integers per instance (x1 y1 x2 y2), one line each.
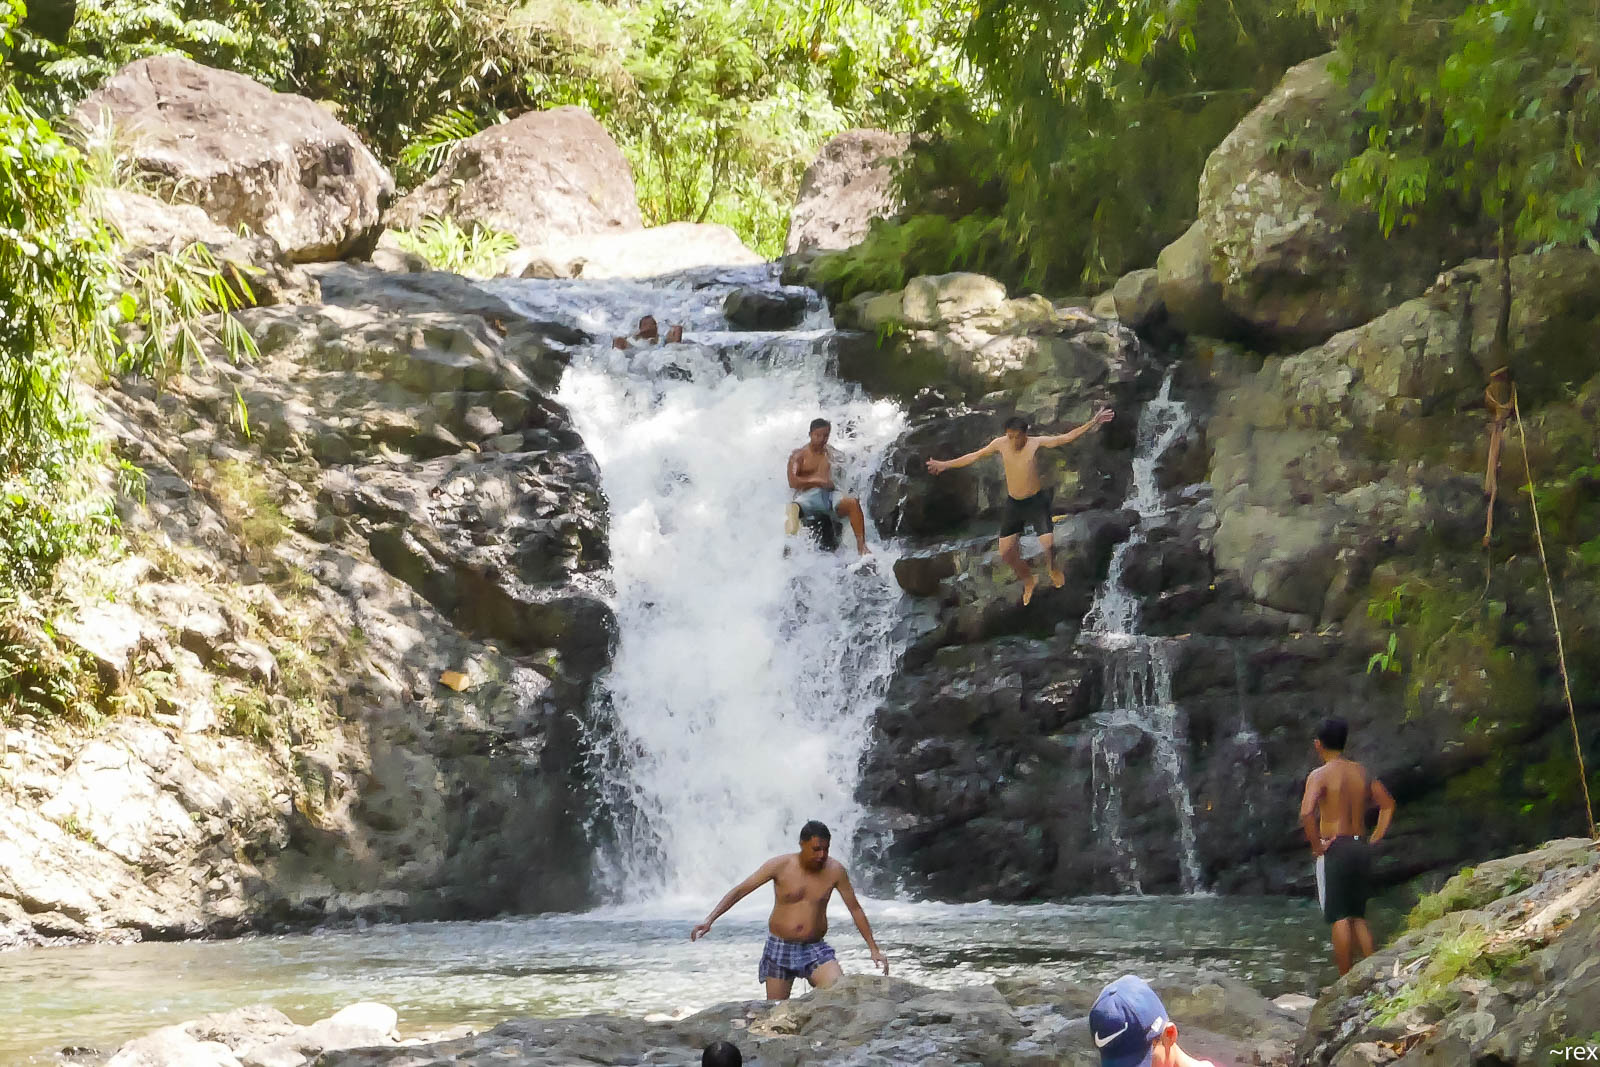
313 970 1306 1067
0 264 613 947
75 56 393 262
387 107 643 249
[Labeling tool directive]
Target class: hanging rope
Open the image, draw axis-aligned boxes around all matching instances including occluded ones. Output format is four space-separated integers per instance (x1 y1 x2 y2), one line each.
1511 387 1599 840
1483 367 1514 547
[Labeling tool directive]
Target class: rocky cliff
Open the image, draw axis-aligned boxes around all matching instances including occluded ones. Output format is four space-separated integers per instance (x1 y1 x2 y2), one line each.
826 52 1600 903
2 63 621 947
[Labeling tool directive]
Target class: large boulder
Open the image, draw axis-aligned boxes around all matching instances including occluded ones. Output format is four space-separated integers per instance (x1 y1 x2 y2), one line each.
387 108 643 248
784 128 909 255
1160 53 1478 347
75 56 393 262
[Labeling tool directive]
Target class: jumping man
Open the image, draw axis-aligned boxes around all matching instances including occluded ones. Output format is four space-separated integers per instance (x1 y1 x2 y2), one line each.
925 409 1113 604
1300 717 1396 975
786 418 870 555
690 820 887 1000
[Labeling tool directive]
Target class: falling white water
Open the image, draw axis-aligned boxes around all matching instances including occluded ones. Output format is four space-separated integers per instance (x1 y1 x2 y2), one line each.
1082 369 1206 894
488 269 908 903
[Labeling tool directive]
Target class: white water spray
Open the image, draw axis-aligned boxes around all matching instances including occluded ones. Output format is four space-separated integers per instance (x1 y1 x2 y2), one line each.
489 270 907 903
1082 370 1206 894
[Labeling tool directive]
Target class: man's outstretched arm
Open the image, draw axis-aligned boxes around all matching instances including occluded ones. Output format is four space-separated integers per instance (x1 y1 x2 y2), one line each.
1299 773 1326 856
926 439 998 475
691 858 778 940
1037 407 1114 448
1368 777 1396 844
835 868 887 974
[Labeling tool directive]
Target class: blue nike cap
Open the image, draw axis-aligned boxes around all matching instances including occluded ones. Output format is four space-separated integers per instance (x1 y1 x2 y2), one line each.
1090 975 1170 1067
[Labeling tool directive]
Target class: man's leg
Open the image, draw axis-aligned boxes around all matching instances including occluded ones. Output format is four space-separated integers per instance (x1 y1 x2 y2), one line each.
764 977 795 1000
1352 918 1375 963
808 960 844 989
1039 532 1066 587
836 496 869 555
1330 918 1355 975
998 534 1036 602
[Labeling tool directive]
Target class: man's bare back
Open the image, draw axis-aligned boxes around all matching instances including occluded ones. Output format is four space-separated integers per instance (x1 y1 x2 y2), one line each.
1305 759 1375 842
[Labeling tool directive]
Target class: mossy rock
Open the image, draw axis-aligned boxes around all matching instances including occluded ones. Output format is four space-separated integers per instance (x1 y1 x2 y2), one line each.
1405 837 1600 930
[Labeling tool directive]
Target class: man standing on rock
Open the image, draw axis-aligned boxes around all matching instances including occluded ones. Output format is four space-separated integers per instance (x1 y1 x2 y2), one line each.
1300 717 1396 975
925 409 1113 604
690 820 888 999
786 418 870 556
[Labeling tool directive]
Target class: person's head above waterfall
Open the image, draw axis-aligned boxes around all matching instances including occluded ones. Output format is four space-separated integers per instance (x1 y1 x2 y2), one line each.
635 315 659 342
798 819 831 871
808 417 831 450
1090 975 1217 1067
1003 414 1029 449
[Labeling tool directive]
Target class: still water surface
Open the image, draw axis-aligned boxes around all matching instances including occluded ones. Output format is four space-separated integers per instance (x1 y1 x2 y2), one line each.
0 896 1331 1063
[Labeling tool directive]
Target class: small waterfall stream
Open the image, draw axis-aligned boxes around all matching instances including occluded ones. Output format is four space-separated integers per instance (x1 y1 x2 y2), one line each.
489 268 908 902
1081 370 1206 893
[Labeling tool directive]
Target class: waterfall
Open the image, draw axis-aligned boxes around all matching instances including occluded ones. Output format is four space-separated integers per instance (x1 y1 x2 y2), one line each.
1081 370 1206 894
489 269 908 902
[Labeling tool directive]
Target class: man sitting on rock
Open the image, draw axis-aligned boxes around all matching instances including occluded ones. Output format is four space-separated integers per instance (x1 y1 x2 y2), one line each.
689 820 887 999
925 409 1112 604
1300 716 1395 975
785 418 870 556
1090 975 1217 1067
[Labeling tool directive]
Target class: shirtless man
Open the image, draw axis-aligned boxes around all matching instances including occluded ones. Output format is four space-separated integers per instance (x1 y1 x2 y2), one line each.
786 418 870 555
925 409 1113 604
1300 717 1396 975
690 820 887 1000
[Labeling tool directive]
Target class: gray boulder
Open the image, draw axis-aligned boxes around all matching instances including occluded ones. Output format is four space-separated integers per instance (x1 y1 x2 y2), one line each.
76 56 393 262
387 107 643 248
1162 53 1478 347
785 128 909 255
723 285 810 330
1109 267 1165 332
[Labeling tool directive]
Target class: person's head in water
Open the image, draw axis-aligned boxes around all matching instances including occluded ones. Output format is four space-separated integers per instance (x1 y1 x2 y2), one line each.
636 315 659 342
1091 975 1212 1067
809 417 831 449
701 1040 743 1067
798 819 831 871
1314 717 1348 759
1003 415 1029 449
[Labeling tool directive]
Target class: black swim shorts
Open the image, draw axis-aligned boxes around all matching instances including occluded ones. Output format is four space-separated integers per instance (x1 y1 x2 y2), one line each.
999 490 1053 539
1316 835 1371 923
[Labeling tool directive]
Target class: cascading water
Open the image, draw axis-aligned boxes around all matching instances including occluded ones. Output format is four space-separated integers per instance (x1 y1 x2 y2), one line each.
1081 370 1206 894
487 268 907 903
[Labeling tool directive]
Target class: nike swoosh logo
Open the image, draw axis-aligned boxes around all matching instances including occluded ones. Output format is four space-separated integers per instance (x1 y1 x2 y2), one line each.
1093 1024 1129 1049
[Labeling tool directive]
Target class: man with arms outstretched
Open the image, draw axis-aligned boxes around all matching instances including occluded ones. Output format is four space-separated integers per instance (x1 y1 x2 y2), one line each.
926 409 1113 604
1300 717 1396 975
786 419 870 556
690 820 887 999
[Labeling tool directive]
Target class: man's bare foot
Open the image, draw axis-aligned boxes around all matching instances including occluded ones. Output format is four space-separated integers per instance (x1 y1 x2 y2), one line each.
857 544 872 557
1021 574 1037 605
1050 566 1066 588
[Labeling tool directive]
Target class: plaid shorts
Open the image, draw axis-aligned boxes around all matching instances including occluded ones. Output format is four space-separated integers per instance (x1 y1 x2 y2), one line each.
757 934 837 983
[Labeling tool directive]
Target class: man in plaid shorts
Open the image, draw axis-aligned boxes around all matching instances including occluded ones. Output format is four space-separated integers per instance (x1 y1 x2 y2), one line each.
690 820 888 999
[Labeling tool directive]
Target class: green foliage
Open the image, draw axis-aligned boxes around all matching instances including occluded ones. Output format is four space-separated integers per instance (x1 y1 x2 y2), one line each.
1299 0 1600 355
807 213 1012 301
899 0 1327 290
397 106 503 188
1371 926 1492 1024
392 217 519 278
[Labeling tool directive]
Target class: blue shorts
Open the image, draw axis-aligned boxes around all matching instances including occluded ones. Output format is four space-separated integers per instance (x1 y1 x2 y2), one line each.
758 934 837 983
795 488 837 520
